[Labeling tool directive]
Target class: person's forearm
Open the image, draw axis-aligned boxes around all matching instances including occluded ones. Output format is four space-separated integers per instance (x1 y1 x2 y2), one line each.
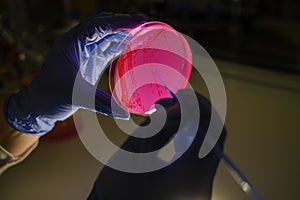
0 95 16 142
1 95 39 157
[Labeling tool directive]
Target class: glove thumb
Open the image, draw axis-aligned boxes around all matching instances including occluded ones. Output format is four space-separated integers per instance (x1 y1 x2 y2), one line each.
72 77 130 120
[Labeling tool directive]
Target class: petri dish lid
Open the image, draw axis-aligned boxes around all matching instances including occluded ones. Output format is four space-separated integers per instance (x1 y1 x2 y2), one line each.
109 21 192 116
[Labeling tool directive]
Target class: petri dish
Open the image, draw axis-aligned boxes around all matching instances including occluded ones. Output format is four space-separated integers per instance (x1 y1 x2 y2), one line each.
109 21 192 115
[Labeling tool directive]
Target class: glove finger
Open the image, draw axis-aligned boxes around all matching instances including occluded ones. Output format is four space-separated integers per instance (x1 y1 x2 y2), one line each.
95 87 130 120
78 32 128 85
73 78 130 120
70 12 146 43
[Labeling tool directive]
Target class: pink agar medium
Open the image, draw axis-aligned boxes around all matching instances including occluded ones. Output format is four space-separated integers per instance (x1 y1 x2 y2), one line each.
109 22 192 115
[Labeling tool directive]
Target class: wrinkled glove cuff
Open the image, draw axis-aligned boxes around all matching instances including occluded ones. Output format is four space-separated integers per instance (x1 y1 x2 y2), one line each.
3 95 55 136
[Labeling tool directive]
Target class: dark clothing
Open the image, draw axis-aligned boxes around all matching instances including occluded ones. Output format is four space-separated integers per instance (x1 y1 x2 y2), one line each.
88 90 226 200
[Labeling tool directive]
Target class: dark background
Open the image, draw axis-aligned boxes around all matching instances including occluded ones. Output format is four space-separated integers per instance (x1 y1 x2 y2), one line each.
0 1 299 200
1 0 300 79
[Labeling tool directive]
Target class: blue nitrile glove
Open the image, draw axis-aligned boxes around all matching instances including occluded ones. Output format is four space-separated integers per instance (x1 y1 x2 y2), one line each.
3 12 146 135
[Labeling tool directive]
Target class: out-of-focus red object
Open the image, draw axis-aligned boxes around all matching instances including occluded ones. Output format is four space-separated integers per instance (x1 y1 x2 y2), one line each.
41 117 78 142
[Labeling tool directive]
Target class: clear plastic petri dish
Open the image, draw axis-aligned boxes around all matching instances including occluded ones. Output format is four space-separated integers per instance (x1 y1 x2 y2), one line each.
109 21 192 116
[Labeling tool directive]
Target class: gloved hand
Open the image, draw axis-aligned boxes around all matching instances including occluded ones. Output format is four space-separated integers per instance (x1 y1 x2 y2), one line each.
3 12 146 135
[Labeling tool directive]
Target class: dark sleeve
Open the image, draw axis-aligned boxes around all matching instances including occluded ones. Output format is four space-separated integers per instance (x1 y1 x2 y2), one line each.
88 90 226 200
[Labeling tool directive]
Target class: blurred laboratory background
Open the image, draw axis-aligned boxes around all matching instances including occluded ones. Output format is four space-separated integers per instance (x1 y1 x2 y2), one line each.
0 0 299 200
